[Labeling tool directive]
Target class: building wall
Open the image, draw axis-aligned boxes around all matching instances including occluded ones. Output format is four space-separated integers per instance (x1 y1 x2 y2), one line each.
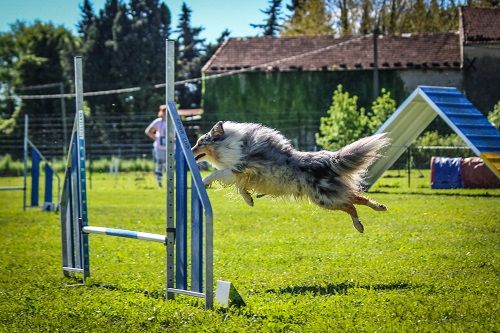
202 69 462 150
398 69 463 94
463 45 500 114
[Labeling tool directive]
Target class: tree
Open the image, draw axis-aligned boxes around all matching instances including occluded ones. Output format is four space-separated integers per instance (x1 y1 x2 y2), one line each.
78 0 96 35
0 22 75 131
359 0 374 35
367 88 396 133
338 0 352 35
176 2 206 108
0 32 17 129
251 0 283 36
281 0 334 36
316 85 368 151
204 29 231 62
409 0 426 32
488 101 500 128
427 0 442 32
77 0 171 153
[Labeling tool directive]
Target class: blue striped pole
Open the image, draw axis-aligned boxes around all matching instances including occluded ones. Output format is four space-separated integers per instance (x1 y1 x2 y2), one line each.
82 226 166 244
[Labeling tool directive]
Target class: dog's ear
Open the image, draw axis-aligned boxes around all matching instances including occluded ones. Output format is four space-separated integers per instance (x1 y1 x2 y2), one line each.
210 121 224 139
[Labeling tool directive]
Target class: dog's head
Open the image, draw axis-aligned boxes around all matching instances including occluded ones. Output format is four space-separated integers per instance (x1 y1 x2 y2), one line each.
191 121 225 165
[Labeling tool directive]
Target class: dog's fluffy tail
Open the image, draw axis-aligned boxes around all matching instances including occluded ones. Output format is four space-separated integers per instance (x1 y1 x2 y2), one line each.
333 133 390 189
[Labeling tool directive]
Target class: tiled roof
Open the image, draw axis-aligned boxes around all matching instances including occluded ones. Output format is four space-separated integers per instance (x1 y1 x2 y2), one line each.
202 32 461 73
460 6 500 44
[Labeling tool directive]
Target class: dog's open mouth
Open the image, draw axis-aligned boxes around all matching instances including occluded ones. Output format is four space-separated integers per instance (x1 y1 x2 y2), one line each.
195 153 206 161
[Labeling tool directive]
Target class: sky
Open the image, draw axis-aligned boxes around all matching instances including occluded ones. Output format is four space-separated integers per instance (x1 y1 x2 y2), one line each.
0 0 285 43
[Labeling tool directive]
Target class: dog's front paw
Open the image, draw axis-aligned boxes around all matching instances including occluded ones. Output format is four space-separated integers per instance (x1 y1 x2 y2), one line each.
375 203 388 211
202 178 212 188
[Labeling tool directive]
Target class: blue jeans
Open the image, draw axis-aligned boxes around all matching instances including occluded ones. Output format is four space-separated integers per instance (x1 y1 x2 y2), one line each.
153 148 166 183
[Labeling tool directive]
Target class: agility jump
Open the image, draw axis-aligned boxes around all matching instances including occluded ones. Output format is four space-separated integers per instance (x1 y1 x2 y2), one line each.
0 114 60 211
61 41 214 308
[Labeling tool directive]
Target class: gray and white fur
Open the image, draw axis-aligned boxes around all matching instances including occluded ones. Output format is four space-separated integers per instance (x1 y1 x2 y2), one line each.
191 121 390 233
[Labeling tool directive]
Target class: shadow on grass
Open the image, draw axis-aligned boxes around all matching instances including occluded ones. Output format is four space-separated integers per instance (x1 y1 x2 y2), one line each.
88 281 166 299
369 190 500 197
267 281 413 296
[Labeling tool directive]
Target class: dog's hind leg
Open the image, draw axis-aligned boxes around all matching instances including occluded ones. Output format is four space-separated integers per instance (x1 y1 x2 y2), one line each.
238 187 254 206
338 203 364 233
352 194 387 211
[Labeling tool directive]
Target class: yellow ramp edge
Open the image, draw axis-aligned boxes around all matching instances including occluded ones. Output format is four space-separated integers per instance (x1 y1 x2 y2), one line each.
480 152 500 178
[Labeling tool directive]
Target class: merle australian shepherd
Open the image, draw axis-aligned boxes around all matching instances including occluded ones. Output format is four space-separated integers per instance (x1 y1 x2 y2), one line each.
191 121 390 233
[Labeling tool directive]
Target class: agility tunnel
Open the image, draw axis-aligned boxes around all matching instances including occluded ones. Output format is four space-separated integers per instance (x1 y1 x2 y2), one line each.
60 42 215 308
431 156 500 189
0 114 60 211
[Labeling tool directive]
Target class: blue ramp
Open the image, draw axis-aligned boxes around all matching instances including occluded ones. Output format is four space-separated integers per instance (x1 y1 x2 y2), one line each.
366 86 500 187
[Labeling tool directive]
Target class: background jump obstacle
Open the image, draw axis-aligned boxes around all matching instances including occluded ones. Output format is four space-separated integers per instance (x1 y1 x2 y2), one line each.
366 86 500 187
60 41 215 309
0 114 60 211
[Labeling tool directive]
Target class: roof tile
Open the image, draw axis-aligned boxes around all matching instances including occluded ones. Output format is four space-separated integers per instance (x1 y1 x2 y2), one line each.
460 7 500 44
202 33 461 73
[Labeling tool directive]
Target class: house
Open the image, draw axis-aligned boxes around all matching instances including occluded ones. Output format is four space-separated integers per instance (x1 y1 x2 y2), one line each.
201 7 499 150
460 6 500 113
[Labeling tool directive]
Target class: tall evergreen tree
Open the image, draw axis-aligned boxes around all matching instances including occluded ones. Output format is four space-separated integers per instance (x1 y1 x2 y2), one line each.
176 2 206 108
251 0 283 36
78 0 96 35
77 0 171 153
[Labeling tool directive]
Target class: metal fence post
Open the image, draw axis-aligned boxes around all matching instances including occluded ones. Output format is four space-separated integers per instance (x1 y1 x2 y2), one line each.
165 39 176 300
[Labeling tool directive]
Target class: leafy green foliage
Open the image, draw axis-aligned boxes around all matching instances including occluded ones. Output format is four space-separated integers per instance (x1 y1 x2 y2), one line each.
367 88 396 133
0 21 76 139
281 0 333 36
414 131 465 147
316 84 368 151
487 101 500 128
0 172 499 331
204 71 406 150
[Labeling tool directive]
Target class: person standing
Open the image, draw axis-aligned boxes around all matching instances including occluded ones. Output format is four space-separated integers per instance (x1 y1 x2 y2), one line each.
145 105 167 187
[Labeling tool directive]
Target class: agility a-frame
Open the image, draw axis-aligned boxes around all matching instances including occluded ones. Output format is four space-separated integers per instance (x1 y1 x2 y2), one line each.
60 41 214 308
366 86 500 187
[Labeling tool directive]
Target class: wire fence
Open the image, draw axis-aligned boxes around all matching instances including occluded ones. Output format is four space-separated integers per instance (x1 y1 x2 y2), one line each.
1 110 476 177
0 113 323 161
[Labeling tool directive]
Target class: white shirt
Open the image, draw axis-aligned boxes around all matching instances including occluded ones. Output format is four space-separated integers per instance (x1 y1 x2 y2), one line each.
145 117 166 150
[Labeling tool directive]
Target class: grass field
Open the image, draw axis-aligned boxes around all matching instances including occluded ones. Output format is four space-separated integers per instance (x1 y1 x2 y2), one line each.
1 171 499 332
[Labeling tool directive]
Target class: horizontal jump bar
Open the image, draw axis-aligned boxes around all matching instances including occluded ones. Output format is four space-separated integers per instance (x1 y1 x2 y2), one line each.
63 267 84 273
0 186 24 191
167 288 206 298
82 226 166 244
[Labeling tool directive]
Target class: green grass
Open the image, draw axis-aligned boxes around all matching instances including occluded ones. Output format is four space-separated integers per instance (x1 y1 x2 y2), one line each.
1 172 499 332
